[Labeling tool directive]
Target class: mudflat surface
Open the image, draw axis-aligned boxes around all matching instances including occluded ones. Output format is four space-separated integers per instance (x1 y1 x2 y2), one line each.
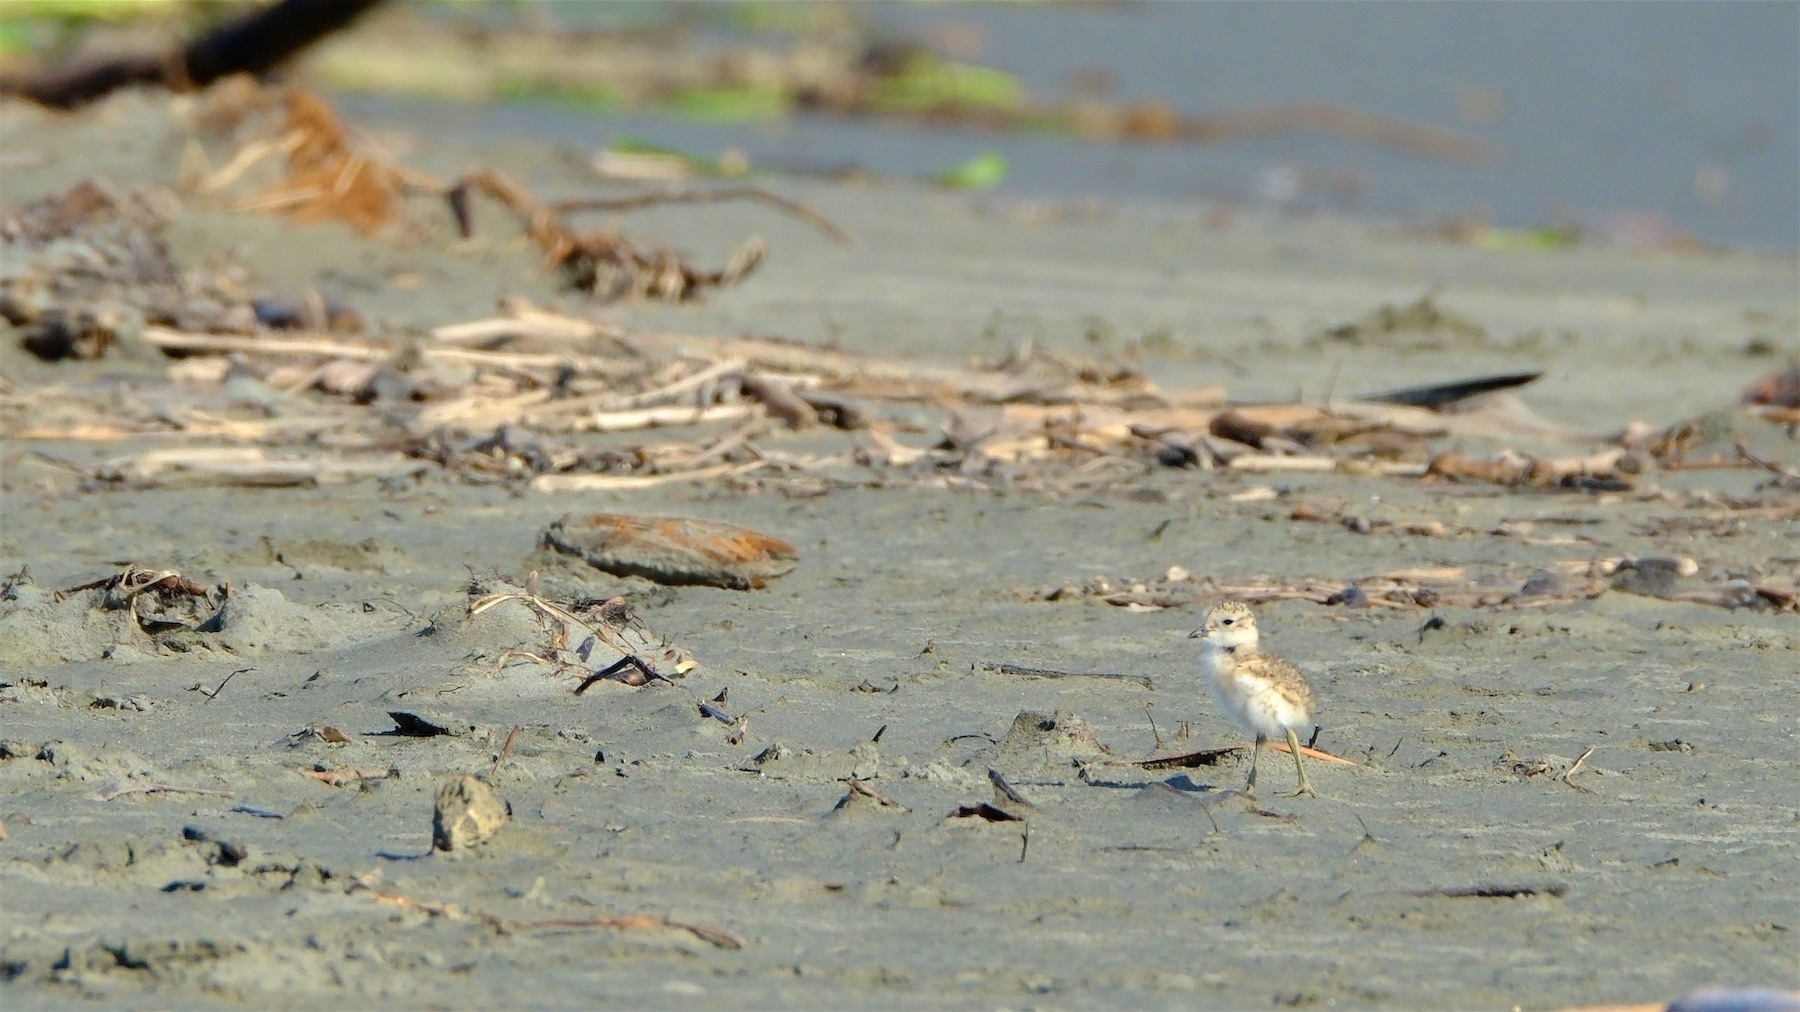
2 95 1798 1009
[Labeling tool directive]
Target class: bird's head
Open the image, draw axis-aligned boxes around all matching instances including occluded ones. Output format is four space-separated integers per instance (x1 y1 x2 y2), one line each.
1189 600 1259 653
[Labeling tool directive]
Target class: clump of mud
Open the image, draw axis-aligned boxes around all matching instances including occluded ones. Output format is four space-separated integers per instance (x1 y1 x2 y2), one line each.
0 569 395 665
1318 295 1490 352
989 709 1114 780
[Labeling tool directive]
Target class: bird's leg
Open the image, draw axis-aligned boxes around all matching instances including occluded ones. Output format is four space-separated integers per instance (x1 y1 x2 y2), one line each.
1245 734 1264 794
1276 726 1318 798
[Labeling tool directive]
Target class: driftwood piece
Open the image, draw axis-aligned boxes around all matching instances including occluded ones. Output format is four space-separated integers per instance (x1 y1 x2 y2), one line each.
740 374 818 429
1230 455 1426 476
93 447 427 488
1426 448 1633 491
972 661 1154 690
529 461 761 493
833 778 905 812
1405 882 1569 899
140 326 392 361
429 309 624 348
552 186 853 246
542 512 799 590
0 0 386 110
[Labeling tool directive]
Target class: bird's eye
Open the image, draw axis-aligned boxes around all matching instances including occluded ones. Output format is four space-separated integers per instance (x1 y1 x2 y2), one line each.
1221 618 1234 625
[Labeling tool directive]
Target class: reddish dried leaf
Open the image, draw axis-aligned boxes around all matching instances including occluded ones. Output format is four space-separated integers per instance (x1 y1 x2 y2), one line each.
544 512 799 589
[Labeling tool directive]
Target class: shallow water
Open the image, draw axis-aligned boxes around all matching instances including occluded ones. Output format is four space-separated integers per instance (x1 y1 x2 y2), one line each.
345 1 1800 252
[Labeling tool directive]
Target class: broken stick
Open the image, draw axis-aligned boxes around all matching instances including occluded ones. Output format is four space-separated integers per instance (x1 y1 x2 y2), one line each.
972 660 1154 690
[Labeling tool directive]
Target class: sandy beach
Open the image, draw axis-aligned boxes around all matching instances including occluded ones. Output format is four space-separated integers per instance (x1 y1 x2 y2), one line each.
2 88 1797 1010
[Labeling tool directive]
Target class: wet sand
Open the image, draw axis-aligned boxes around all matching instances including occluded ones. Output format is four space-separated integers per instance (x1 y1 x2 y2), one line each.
2 95 1797 1008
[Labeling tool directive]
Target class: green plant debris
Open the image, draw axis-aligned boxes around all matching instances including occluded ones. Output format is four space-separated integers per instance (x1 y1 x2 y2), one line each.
868 53 1024 114
495 75 623 112
937 150 1009 191
660 85 789 123
0 21 34 54
597 136 754 179
0 0 195 22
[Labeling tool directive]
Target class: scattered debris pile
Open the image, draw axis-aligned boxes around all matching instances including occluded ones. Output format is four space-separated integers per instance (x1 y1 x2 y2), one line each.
177 82 794 300
0 178 253 360
55 565 228 636
7 277 1796 510
1024 555 1796 614
464 579 700 689
0 565 401 666
4 91 1796 625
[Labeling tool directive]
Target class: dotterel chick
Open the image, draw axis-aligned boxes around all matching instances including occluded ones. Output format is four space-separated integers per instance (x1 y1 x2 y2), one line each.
1189 600 1319 798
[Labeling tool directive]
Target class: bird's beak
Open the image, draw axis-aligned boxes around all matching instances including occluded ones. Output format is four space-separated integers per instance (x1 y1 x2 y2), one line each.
1187 629 1203 639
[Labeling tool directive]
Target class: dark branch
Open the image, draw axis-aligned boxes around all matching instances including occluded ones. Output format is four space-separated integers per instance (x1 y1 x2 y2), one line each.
2 0 386 110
